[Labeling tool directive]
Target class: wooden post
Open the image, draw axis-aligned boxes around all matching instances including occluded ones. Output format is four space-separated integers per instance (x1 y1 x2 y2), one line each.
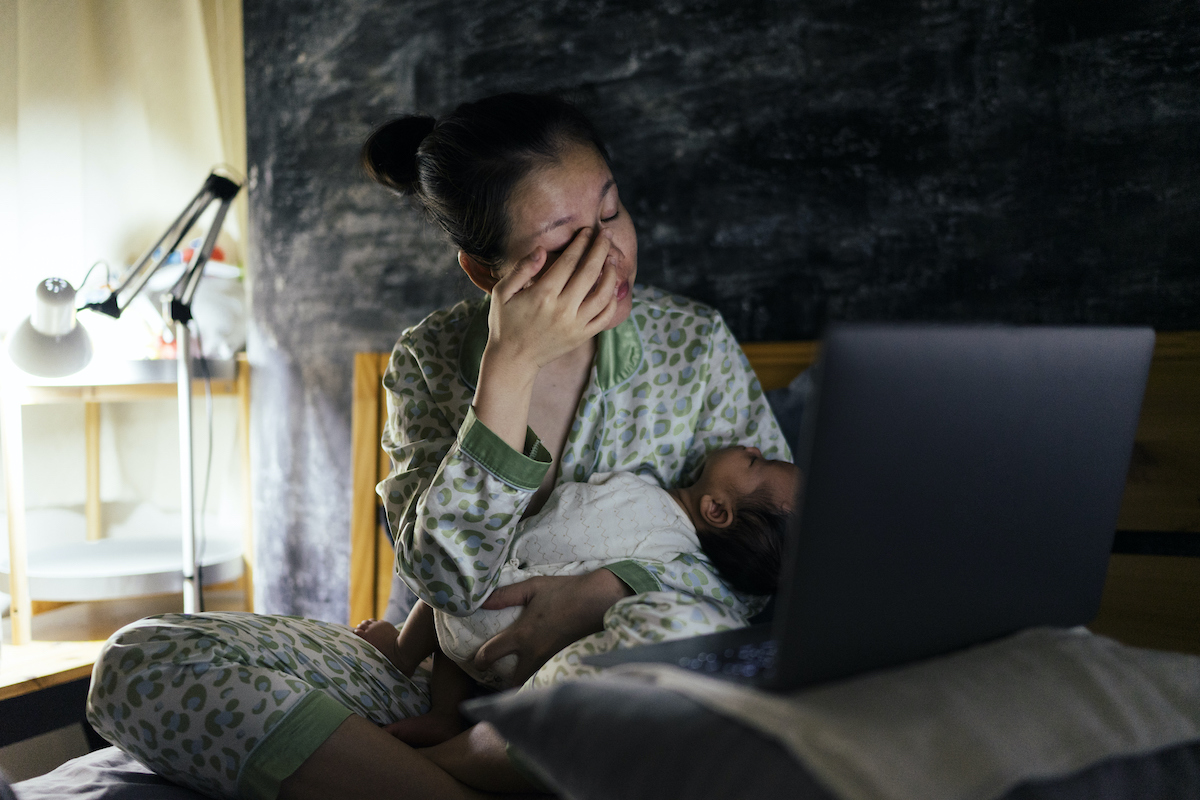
375 371 393 621
350 352 385 625
84 402 102 541
1 386 31 645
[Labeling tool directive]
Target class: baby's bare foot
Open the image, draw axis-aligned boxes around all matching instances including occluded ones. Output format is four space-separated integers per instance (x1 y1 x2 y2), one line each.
352 619 406 672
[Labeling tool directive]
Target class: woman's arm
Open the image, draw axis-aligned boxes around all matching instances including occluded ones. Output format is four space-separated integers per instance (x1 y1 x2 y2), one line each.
380 334 550 615
381 229 622 616
470 226 619 449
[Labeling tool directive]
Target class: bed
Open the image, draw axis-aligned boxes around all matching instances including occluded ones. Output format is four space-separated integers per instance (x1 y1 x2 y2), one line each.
11 334 1200 800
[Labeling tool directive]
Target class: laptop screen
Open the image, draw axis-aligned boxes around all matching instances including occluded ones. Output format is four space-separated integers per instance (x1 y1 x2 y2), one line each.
766 324 1154 689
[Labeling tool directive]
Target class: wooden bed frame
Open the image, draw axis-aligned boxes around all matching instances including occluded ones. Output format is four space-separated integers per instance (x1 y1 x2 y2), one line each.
350 334 1200 654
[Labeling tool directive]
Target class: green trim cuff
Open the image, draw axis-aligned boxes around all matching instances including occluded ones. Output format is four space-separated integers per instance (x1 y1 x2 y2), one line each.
238 691 354 800
458 407 552 492
603 560 662 594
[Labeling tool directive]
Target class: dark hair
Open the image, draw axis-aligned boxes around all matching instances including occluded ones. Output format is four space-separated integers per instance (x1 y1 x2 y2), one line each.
361 92 609 269
695 493 789 596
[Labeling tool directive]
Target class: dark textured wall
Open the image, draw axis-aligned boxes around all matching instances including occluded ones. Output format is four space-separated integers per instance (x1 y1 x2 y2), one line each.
243 0 1200 619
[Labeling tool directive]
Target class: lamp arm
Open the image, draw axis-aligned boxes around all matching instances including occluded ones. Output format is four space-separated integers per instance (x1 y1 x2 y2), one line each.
173 191 237 312
86 173 241 319
89 183 216 318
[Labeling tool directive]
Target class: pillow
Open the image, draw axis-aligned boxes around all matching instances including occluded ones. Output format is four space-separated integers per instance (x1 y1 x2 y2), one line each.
464 679 831 800
464 678 1200 800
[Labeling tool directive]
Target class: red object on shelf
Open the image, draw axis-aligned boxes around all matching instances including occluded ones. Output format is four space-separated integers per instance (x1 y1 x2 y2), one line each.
181 245 225 264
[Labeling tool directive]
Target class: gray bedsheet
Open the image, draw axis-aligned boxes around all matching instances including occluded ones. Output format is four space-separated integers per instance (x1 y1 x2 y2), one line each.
10 748 205 800
18 717 1200 800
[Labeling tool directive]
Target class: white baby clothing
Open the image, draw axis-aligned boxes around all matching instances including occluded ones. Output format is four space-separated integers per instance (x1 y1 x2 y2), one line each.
434 470 699 687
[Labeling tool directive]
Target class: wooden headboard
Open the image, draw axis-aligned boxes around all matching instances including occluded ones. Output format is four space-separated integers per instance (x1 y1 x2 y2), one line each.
350 334 1200 654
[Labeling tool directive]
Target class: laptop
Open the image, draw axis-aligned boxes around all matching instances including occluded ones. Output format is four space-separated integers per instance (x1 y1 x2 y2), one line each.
584 323 1154 691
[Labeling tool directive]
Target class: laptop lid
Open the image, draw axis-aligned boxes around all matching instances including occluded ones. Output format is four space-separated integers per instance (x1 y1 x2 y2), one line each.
763 323 1154 690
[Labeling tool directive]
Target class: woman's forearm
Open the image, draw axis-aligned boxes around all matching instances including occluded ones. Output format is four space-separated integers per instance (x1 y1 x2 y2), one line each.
382 337 542 616
471 343 539 454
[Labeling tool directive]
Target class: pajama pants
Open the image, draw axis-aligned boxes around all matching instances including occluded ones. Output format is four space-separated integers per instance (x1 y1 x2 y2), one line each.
85 613 431 800
86 592 745 799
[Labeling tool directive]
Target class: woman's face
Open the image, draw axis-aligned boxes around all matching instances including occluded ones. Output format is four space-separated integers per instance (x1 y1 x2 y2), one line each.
500 141 639 329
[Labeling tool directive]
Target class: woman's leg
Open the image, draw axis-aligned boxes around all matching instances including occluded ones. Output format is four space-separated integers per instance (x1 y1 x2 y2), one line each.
278 715 531 800
87 612 431 799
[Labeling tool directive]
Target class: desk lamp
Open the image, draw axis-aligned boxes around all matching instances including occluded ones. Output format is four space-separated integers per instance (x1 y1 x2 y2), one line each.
6 171 242 614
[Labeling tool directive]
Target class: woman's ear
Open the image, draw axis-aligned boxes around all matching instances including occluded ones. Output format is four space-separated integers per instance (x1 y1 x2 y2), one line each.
700 494 734 530
458 251 498 292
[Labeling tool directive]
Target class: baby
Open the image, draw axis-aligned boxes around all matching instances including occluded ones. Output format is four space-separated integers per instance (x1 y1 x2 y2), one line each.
356 444 801 743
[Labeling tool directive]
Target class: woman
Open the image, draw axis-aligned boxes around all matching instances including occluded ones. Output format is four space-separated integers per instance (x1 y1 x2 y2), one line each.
86 93 788 800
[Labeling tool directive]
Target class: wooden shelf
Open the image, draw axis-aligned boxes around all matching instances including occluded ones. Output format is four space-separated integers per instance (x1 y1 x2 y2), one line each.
1 355 254 645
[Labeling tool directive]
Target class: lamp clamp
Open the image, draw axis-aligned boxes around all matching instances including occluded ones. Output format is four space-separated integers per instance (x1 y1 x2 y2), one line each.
165 296 193 325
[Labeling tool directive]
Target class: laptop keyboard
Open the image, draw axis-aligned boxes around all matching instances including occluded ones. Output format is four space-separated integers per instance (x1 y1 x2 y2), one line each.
678 638 778 680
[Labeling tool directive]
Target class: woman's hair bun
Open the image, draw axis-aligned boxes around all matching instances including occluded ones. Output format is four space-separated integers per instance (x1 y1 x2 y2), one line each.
360 115 437 195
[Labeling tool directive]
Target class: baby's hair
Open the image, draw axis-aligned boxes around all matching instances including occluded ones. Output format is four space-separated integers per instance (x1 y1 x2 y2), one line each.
694 490 789 596
360 92 609 269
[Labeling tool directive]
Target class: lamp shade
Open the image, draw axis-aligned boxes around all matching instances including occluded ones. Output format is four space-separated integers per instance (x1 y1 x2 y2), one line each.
7 278 94 377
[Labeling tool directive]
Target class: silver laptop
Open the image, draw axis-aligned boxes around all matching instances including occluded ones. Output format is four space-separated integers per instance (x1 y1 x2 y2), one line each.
585 323 1154 691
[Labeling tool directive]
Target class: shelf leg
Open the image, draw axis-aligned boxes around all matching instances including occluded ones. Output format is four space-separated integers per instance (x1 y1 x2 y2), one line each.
2 388 32 645
85 401 102 541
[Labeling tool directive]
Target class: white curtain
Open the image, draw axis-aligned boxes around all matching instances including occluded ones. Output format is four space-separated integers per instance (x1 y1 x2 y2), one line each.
0 0 247 528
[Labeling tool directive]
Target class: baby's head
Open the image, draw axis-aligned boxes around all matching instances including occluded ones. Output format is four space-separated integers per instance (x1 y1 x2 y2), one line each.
686 446 802 596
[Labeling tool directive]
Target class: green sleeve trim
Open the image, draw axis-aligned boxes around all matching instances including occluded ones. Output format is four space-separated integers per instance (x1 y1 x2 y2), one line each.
505 741 555 793
238 691 354 800
457 406 551 492
604 560 662 594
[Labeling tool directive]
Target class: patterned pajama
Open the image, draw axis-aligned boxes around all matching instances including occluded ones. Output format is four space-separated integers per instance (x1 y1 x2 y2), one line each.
86 286 788 798
86 613 430 800
380 286 788 616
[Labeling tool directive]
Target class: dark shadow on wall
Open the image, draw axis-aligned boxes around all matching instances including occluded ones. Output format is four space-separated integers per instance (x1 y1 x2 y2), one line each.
243 0 1200 619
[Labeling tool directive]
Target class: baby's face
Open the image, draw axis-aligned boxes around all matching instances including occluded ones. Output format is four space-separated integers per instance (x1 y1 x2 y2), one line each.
697 446 802 511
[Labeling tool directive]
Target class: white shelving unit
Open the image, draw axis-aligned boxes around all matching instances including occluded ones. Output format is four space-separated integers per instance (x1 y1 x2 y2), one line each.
0 356 253 644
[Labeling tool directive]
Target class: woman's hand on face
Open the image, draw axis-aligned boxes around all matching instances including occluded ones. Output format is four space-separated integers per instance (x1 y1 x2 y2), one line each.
473 568 634 687
486 227 623 371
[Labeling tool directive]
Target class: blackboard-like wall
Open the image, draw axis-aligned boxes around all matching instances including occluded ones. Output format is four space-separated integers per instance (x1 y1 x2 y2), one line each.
244 0 1200 620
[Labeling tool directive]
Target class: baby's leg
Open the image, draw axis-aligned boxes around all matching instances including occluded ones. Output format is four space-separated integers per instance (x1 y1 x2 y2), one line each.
354 600 438 677
384 650 475 747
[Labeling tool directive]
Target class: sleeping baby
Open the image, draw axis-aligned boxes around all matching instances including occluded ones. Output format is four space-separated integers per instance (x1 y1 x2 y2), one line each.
355 444 801 742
